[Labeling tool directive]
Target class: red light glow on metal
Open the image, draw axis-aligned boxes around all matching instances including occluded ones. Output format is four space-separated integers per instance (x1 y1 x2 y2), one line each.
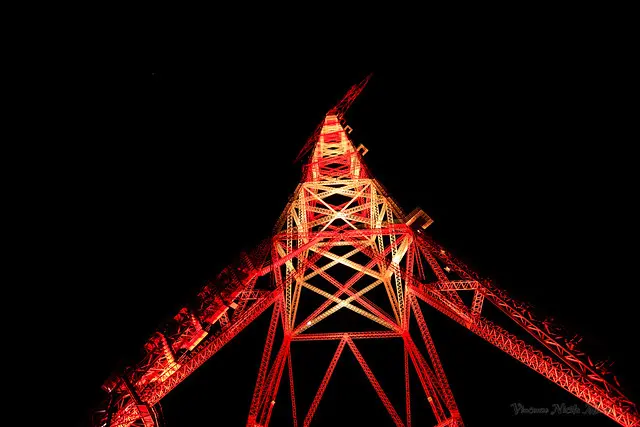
93 80 639 427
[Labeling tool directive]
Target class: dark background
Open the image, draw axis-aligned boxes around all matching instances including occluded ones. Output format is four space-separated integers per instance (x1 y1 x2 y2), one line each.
51 31 636 427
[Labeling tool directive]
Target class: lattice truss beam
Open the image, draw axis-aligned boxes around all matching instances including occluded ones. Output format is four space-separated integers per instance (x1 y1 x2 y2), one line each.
94 88 639 427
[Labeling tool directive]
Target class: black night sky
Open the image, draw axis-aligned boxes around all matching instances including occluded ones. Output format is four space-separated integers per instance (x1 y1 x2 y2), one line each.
61 34 637 427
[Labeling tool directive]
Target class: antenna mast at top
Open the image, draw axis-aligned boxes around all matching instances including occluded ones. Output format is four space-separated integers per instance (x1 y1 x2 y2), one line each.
294 73 372 163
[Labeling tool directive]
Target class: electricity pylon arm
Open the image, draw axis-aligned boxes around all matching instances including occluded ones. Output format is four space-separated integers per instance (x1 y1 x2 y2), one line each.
94 237 319 427
408 231 640 427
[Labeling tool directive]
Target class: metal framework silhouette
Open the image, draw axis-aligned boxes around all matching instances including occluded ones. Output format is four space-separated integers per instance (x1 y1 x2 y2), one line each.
94 76 639 427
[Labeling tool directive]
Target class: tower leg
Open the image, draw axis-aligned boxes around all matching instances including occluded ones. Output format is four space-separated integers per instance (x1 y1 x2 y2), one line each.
404 344 411 427
255 340 290 427
247 302 282 426
409 293 461 420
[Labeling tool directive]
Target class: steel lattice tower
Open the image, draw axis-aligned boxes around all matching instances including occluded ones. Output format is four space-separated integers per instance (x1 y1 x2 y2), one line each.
94 76 639 427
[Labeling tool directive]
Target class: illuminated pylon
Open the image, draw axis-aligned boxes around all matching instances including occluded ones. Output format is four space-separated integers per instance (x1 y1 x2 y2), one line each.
94 76 639 427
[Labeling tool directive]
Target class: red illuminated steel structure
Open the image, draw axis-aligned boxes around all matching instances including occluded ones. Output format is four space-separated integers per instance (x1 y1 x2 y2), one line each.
93 76 639 427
